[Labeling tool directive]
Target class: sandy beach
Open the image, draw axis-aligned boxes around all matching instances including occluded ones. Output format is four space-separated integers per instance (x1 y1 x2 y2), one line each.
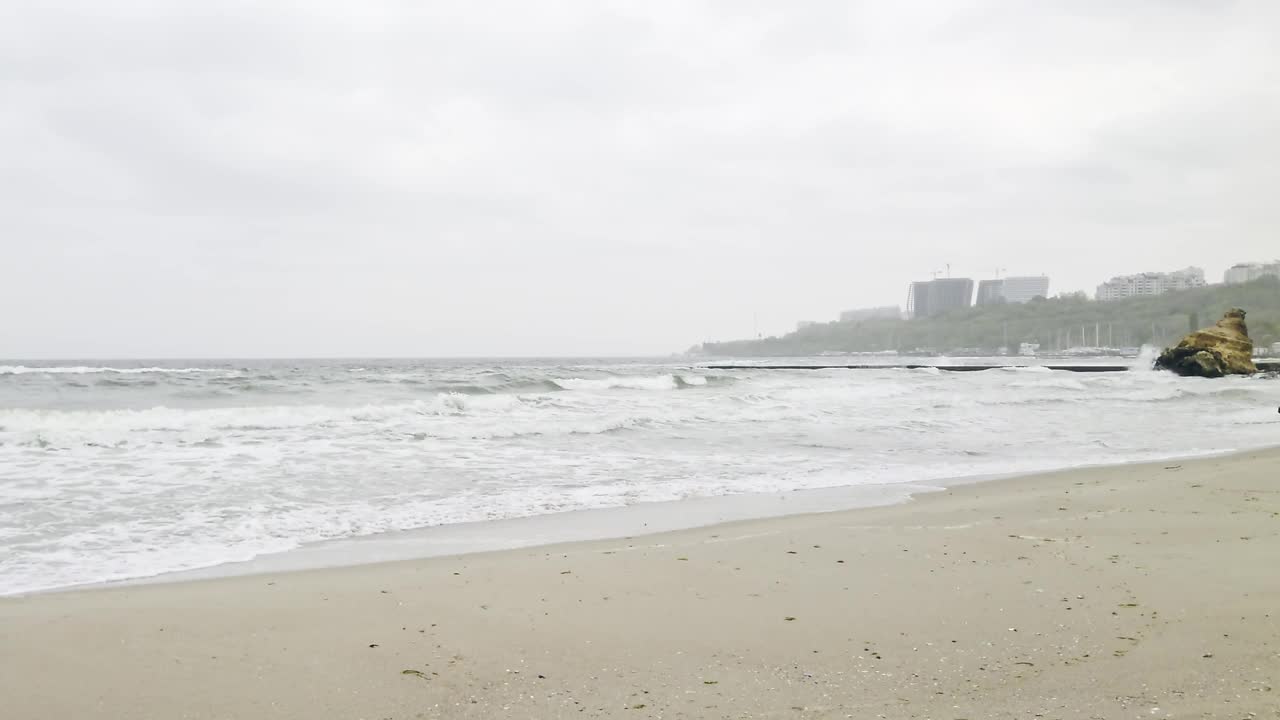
3 449 1278 719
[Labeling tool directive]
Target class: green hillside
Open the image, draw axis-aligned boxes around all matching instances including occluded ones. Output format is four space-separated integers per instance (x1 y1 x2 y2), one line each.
700 277 1280 357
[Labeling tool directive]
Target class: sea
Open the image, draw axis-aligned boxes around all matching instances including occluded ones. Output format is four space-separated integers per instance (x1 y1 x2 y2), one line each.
2 355 1278 596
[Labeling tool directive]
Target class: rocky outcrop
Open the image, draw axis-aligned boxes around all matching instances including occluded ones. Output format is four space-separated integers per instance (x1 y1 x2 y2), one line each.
1155 308 1257 377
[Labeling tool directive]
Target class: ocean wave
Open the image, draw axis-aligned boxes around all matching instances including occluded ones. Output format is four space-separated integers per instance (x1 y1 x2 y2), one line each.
95 378 140 388
552 374 713 391
428 379 566 395
0 393 530 442
0 366 224 375
384 374 717 396
406 414 651 441
0 386 710 449
6 359 1280 596
1007 377 1089 391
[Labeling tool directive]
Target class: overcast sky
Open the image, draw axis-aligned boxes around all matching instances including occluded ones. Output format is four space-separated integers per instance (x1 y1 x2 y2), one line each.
2 1 1277 357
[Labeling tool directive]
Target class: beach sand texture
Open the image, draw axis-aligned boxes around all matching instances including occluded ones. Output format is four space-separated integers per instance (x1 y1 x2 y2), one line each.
3 449 1278 719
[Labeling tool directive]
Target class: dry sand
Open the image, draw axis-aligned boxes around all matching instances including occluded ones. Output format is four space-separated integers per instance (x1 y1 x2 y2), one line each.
3 449 1279 719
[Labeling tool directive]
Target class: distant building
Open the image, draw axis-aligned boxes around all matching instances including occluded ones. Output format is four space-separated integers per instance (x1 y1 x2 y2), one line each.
907 278 974 319
838 306 901 323
796 320 819 331
976 276 1051 305
1096 267 1206 302
975 280 1005 306
1224 264 1256 284
1224 261 1280 284
1002 276 1051 304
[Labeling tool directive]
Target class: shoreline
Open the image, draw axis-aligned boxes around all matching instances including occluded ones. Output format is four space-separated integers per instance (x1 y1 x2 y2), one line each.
7 447 1280 718
5 447 1278 717
13 446 1259 599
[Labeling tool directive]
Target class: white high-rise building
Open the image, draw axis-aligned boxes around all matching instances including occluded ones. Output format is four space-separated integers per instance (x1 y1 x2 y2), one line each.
1224 261 1280 284
1096 267 1206 301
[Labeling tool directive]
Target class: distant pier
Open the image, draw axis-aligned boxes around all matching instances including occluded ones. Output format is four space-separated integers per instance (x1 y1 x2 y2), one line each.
703 362 1280 373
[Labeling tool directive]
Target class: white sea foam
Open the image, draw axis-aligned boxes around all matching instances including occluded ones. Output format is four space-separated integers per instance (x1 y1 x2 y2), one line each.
1130 345 1162 371
1001 364 1054 373
554 374 680 391
2 359 1277 595
0 365 223 375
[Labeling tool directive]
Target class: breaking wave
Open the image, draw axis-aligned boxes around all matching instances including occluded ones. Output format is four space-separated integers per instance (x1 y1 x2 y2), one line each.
0 365 224 375
1130 345 1162 371
3 357 1278 596
550 374 717 391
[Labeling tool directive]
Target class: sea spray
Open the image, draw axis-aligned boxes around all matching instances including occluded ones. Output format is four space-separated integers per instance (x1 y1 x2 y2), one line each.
1130 345 1162 371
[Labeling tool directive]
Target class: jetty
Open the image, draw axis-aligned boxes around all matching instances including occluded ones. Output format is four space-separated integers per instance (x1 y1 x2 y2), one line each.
704 362 1280 373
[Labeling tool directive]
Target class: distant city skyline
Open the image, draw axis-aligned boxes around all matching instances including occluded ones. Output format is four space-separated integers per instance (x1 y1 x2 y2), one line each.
792 259 1265 332
1097 266 1206 302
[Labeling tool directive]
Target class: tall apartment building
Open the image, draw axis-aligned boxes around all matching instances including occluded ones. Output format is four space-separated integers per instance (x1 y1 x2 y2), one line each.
907 278 974 319
975 279 1005 306
1001 276 1051 304
1096 267 1206 301
977 276 1051 305
1224 261 1280 284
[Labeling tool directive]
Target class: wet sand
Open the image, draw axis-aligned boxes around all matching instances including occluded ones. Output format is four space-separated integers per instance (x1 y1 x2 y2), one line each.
3 449 1278 719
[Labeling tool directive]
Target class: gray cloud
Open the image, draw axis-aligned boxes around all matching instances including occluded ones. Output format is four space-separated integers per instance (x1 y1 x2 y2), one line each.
2 0 1277 356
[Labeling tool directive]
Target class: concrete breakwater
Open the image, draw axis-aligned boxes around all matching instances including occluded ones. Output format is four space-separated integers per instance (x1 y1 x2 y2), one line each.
703 362 1280 373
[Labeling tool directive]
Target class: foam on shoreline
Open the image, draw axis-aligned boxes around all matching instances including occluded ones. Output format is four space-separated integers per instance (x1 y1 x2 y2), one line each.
50 446 1254 597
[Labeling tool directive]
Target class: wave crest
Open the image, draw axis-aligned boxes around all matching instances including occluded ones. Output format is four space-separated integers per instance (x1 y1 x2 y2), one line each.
0 366 222 375
551 374 712 392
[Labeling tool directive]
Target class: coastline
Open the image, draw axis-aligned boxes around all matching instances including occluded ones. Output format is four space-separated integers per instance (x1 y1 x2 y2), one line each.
18 446 1251 598
4 447 1279 718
